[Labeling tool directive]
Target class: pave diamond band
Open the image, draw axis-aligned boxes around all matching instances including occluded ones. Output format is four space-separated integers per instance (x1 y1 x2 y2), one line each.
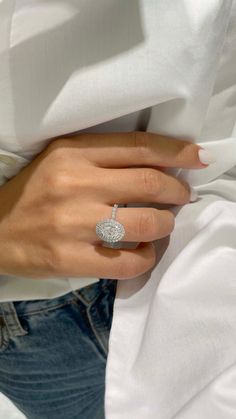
96 204 125 247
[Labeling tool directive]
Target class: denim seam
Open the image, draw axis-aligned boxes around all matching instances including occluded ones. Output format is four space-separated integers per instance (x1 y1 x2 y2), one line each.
86 306 108 358
72 281 115 306
15 299 76 317
0 302 28 337
72 299 107 363
74 291 99 307
0 326 10 351
92 302 111 353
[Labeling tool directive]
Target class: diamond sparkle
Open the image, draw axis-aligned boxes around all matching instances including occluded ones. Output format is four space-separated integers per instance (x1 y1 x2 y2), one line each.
96 219 125 243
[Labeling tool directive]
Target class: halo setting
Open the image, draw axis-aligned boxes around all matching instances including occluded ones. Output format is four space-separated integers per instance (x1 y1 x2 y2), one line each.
96 219 125 243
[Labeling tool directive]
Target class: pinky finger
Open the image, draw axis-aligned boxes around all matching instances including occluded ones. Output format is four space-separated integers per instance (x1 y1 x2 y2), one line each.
63 241 156 280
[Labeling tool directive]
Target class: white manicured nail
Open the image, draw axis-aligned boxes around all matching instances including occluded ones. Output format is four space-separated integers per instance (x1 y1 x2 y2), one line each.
198 148 216 165
189 186 199 202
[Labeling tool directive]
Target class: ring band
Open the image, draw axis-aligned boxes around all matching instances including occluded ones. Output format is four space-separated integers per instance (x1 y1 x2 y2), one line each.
96 204 125 248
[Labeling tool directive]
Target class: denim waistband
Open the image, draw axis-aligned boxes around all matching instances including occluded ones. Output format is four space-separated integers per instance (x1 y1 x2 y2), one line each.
0 278 117 357
0 278 117 318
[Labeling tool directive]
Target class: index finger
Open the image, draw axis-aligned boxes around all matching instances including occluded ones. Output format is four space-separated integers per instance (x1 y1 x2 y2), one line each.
65 131 214 169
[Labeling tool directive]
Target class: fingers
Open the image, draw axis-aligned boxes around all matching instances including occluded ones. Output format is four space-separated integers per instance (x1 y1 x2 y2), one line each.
63 131 207 169
94 206 175 243
60 204 175 243
58 241 156 280
96 167 192 205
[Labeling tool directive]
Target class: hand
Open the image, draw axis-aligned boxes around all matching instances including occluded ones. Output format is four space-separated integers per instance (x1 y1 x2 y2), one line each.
0 131 206 280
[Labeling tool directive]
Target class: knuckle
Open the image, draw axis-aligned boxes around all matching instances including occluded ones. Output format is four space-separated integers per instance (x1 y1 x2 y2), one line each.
127 251 156 279
165 211 175 233
112 246 156 280
133 131 150 160
138 209 158 238
142 169 163 198
178 181 190 203
113 260 140 280
42 243 65 275
49 208 68 235
143 245 157 271
43 172 58 189
112 260 133 280
47 138 67 153
45 139 70 164
104 257 122 279
44 172 71 193
175 141 195 165
125 265 142 279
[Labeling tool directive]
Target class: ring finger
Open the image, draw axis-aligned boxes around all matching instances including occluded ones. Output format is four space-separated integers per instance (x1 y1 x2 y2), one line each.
64 204 175 243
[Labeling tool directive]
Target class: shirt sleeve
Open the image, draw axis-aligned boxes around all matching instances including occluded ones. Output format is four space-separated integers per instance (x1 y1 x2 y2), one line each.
0 149 30 186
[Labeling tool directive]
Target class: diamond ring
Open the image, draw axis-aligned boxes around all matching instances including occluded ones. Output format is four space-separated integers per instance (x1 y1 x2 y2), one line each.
96 204 125 248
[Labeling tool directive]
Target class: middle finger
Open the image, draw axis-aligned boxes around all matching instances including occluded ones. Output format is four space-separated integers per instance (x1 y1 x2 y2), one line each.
97 167 192 206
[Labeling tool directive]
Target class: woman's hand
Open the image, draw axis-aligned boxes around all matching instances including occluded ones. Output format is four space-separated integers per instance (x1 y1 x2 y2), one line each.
0 131 206 280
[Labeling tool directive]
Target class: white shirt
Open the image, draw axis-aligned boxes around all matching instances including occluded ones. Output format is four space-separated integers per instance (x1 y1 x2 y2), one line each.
1 1 236 418
0 0 150 300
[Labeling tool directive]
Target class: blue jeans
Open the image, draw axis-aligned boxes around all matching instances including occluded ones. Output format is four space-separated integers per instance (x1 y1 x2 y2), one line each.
0 278 117 419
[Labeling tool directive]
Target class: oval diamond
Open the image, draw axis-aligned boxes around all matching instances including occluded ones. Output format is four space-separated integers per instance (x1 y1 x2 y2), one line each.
96 219 125 243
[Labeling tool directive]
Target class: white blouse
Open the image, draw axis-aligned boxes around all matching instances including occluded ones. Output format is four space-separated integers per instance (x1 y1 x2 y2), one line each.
1 1 236 418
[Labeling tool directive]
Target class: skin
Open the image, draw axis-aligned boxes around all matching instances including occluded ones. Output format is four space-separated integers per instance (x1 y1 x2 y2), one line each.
0 131 207 281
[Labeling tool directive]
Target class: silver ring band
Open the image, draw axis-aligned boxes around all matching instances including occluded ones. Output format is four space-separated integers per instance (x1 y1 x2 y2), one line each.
96 204 125 247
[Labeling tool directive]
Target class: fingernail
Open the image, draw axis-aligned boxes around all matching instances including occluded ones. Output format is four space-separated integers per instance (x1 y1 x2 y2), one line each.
189 186 199 202
198 148 216 165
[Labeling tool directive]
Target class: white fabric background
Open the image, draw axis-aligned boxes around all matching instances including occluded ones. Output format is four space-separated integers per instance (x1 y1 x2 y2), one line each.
0 0 236 417
0 393 26 419
105 1 236 418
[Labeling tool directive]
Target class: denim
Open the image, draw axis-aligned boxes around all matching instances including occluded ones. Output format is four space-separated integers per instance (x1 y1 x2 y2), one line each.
0 278 117 419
